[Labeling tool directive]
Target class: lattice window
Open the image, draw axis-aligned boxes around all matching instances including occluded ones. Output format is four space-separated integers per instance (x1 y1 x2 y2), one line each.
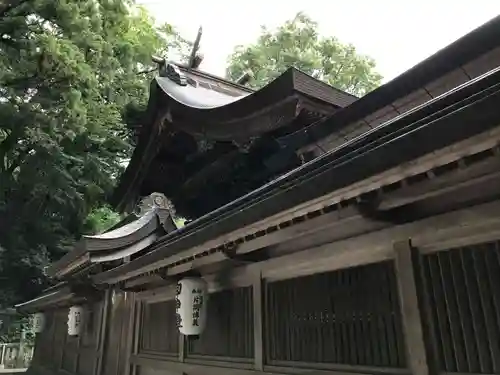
187 286 254 359
140 300 178 354
265 261 406 368
422 242 500 374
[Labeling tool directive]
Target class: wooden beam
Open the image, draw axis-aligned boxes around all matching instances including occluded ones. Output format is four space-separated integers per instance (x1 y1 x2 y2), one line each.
94 126 500 286
259 200 500 281
253 271 264 371
380 160 500 210
393 240 428 375
130 354 400 375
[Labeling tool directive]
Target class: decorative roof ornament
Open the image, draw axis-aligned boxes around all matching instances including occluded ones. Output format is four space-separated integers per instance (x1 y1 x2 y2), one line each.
160 63 187 86
133 192 172 218
188 26 203 71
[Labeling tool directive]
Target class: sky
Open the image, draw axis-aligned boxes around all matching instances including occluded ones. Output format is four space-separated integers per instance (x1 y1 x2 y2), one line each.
139 0 500 84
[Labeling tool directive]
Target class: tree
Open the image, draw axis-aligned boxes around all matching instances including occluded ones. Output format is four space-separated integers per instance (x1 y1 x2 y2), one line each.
226 12 382 97
0 0 190 305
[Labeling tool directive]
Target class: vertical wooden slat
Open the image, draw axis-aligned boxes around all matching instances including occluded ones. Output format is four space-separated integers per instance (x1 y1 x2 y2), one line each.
352 268 365 365
418 254 442 375
368 265 381 366
449 249 479 373
427 255 455 370
375 264 391 367
178 334 185 362
328 274 339 363
382 264 399 367
393 240 429 375
438 252 467 371
131 301 142 375
472 246 500 372
486 243 500 335
124 293 136 375
359 267 373 366
253 271 264 371
460 248 492 373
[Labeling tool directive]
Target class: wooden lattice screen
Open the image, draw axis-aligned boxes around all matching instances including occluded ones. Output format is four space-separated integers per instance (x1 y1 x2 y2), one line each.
265 261 406 368
421 242 500 374
140 300 178 355
187 286 254 359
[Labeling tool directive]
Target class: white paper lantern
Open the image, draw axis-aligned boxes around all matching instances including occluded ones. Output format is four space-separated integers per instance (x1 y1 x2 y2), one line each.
67 305 84 336
175 277 208 336
32 313 45 334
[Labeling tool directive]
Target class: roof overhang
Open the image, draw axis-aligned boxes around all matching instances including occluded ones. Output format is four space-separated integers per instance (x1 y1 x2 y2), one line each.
15 284 75 313
112 68 356 213
93 65 500 285
49 209 168 279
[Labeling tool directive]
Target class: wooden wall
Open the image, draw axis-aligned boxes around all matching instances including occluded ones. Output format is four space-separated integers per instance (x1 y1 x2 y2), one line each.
29 298 106 375
27 205 500 375
130 238 500 375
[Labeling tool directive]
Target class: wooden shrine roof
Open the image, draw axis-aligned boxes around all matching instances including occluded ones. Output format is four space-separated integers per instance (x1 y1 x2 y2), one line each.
48 207 176 280
113 67 356 218
94 64 500 285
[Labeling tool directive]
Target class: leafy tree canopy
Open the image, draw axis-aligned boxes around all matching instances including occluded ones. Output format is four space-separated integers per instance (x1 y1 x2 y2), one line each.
226 12 382 97
0 0 189 305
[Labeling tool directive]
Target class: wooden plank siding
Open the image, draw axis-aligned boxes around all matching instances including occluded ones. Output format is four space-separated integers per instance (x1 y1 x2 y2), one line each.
420 242 500 374
28 219 500 375
29 298 106 375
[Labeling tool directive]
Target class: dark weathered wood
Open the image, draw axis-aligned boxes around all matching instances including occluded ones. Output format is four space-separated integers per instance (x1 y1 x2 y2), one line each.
265 262 404 367
260 200 500 282
132 354 409 375
96 290 111 375
438 252 467 371
179 334 185 362
460 249 491 373
253 271 264 371
379 156 500 210
124 293 137 375
471 245 500 373
448 249 479 373
393 240 429 375
187 287 253 359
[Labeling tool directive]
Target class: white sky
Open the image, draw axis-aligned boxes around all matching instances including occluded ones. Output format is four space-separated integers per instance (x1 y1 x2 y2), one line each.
139 0 500 83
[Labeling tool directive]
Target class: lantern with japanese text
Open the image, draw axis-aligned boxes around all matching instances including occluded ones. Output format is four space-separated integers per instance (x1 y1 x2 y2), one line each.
175 277 208 335
67 305 84 336
32 312 45 334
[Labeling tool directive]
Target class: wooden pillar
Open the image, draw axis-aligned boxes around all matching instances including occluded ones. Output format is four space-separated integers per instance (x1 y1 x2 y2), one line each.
95 289 111 375
253 271 264 371
130 301 142 375
394 239 429 375
16 330 25 368
124 293 136 375
1 344 5 366
178 333 185 363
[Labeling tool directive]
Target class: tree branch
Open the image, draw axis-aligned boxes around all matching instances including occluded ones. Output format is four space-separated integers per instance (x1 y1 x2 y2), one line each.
0 0 31 18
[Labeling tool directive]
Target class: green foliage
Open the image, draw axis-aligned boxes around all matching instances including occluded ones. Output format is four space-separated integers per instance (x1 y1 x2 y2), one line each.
83 205 122 234
0 0 189 305
226 12 382 97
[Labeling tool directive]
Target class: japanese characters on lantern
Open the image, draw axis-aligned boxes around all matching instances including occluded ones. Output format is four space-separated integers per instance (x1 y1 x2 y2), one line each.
175 277 208 335
67 305 84 336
